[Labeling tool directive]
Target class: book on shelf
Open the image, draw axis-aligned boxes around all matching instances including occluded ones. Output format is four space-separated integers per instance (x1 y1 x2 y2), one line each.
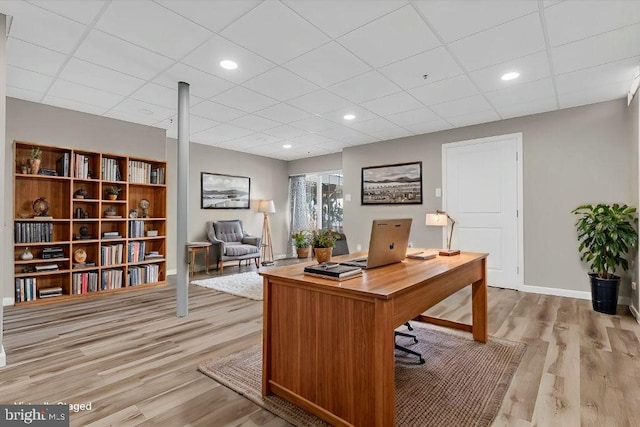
73 262 96 269
34 264 59 272
303 263 363 280
39 287 63 298
56 152 70 177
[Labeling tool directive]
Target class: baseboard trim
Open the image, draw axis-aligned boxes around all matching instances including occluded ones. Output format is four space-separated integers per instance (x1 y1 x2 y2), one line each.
166 269 177 276
520 285 591 300
630 305 640 324
0 346 6 368
3 297 14 307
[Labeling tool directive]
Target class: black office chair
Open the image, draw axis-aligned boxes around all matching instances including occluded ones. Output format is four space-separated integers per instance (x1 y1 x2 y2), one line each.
332 232 350 256
395 322 425 364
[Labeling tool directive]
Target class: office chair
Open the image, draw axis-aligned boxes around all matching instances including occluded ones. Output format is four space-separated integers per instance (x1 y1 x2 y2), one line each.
332 232 349 256
395 322 425 364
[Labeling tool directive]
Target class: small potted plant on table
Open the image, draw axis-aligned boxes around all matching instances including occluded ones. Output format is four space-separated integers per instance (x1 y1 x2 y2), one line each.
292 230 311 258
311 229 339 263
105 186 121 200
572 203 638 314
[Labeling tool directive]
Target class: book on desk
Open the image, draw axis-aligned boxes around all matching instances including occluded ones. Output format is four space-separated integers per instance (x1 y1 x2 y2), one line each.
303 263 362 280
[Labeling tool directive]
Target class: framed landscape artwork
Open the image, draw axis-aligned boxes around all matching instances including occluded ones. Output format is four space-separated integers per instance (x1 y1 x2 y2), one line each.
201 172 251 209
361 161 423 205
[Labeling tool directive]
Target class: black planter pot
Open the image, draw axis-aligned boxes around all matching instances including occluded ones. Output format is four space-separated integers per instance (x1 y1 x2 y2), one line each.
589 273 620 315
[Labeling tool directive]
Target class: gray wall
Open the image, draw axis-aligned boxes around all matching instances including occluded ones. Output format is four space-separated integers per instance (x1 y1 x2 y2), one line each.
288 152 341 176
166 138 289 272
342 99 633 294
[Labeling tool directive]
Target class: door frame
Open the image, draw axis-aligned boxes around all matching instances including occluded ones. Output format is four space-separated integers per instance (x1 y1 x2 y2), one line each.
442 132 524 290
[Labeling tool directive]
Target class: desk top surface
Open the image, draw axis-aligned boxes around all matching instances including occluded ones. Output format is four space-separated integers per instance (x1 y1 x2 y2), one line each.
260 250 487 300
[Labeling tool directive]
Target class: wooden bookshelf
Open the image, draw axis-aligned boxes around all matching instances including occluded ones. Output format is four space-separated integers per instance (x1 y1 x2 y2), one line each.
13 141 167 306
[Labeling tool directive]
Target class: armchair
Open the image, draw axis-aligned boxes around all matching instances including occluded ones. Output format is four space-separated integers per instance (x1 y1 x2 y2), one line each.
206 220 262 272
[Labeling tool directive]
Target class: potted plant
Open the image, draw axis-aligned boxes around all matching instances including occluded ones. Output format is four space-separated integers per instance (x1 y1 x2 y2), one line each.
292 230 311 259
105 186 121 200
28 146 42 175
572 203 638 314
311 229 339 263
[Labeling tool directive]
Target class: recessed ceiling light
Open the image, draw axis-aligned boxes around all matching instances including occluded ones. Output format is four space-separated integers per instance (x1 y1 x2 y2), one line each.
283 144 292 149
343 114 356 120
138 108 153 115
220 60 238 70
501 72 520 81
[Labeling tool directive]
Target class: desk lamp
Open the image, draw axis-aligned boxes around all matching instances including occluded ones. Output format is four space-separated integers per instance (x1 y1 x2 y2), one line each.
426 210 460 256
258 200 276 266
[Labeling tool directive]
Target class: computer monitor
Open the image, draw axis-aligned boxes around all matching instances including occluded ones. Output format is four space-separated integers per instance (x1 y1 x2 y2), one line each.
342 218 412 269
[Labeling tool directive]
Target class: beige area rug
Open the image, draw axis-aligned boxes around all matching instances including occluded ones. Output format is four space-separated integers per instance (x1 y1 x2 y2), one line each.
191 272 262 300
199 325 526 426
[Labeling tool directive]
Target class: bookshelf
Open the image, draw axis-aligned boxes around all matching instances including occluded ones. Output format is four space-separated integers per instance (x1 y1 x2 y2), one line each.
13 141 167 306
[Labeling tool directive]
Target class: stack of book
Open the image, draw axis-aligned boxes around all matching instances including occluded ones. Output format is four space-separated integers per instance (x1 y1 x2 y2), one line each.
72 272 98 294
103 231 122 239
15 277 37 302
34 263 59 272
127 241 146 263
39 287 63 298
303 263 363 281
41 247 65 259
101 243 123 266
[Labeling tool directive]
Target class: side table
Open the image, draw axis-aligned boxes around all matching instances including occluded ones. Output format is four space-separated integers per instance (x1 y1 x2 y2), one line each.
186 242 211 276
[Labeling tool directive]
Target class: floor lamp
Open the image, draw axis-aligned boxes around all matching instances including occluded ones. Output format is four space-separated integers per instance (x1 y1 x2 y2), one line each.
258 200 275 266
426 210 460 256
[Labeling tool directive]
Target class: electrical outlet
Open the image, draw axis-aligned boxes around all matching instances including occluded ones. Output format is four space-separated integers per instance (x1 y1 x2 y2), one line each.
632 281 637 291
356 244 362 251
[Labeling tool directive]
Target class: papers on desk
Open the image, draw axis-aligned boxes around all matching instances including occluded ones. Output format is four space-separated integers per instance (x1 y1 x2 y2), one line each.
303 263 363 280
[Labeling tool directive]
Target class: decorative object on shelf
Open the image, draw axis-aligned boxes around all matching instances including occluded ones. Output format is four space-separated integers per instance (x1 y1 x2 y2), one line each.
104 206 118 218
361 161 422 205
292 230 311 258
258 200 276 266
128 209 138 219
572 203 638 314
311 229 339 264
20 247 34 260
146 230 158 237
105 186 121 200
74 188 89 199
426 211 460 256
28 146 42 175
20 164 28 174
201 172 250 209
73 248 87 264
75 207 84 219
139 198 150 218
18 212 30 219
32 197 50 217
75 226 92 240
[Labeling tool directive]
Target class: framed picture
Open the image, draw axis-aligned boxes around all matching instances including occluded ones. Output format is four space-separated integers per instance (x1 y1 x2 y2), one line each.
361 161 422 205
201 172 251 209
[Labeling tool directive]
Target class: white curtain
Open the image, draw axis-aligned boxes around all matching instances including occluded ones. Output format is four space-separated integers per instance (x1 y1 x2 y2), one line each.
288 175 309 257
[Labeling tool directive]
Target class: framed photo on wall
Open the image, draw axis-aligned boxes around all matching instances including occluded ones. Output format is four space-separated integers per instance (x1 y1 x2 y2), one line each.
201 172 251 209
361 161 422 205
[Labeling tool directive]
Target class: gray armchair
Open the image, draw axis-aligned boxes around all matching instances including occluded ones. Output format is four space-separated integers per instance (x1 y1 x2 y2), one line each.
206 220 262 272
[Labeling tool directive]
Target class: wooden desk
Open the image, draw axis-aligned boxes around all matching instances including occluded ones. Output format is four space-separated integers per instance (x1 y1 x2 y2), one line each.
260 251 488 427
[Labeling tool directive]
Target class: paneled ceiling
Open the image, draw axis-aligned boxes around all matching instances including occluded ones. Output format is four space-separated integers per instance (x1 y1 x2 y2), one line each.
1 0 639 160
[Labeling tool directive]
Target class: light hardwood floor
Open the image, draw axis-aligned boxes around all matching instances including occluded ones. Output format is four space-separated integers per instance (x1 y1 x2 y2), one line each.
1 262 639 426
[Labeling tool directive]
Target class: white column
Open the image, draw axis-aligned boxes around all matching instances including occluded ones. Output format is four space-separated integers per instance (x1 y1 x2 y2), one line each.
176 82 190 317
0 14 8 367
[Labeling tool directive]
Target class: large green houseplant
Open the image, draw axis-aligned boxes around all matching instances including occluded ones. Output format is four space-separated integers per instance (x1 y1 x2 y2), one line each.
572 203 638 314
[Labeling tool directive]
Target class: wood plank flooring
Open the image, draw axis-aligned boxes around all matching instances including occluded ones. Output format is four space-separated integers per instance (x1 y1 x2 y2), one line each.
1 262 639 426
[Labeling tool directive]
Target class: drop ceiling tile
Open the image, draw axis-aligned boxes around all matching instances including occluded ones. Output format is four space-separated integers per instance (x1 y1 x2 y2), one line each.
59 58 146 96
7 38 66 76
153 63 235 99
190 100 246 122
413 0 538 42
385 107 441 127
448 13 546 71
227 133 282 148
96 1 212 59
328 71 400 103
468 51 551 92
322 106 378 125
494 97 558 119
409 75 479 106
254 103 311 123
344 134 381 146
229 114 281 132
551 23 640 74
284 42 371 87
103 109 160 126
291 116 339 133
262 125 308 139
404 119 453 135
429 94 493 118
42 94 110 116
338 5 441 68
221 1 329 64
212 86 278 113
7 65 53 93
317 125 375 144
244 67 318 101
131 83 203 109
379 47 464 90
155 115 220 137
48 80 124 110
193 123 254 142
1 1 87 53
485 78 555 108
284 0 407 38
182 35 276 84
111 98 175 122
290 133 337 147
544 0 640 47
361 91 424 116
156 0 260 32
7 86 42 103
29 0 108 25
558 81 629 109
288 89 352 115
313 140 349 151
75 30 174 80
244 144 283 157
348 117 408 140
446 110 501 127
555 58 640 95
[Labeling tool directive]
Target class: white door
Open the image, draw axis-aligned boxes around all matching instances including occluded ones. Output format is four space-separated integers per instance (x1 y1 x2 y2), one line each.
443 133 523 290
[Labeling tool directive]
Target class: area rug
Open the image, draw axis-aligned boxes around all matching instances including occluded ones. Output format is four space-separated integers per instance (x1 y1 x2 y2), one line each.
198 325 526 426
191 272 262 300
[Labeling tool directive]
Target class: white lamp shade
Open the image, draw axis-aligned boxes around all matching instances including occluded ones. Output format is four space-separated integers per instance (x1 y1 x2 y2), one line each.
426 213 447 226
258 199 276 214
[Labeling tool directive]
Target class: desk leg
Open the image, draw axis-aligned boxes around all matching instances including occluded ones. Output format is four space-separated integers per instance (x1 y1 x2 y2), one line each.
471 258 488 343
205 246 209 274
189 249 195 276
